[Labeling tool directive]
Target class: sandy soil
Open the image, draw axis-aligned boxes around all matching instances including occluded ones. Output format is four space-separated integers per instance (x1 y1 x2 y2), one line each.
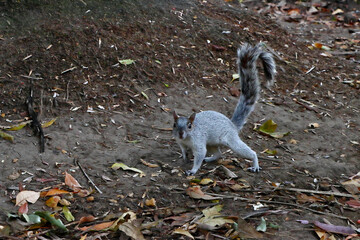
0 0 359 239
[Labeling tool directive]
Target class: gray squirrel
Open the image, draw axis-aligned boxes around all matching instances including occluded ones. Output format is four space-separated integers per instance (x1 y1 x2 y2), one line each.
172 43 276 176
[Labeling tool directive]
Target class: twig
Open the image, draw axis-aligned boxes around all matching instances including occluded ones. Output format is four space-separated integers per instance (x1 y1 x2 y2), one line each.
61 66 77 75
20 75 43 80
305 66 315 74
293 98 319 113
66 80 70 102
75 159 103 194
276 187 356 199
151 125 172 131
204 192 352 222
26 80 45 153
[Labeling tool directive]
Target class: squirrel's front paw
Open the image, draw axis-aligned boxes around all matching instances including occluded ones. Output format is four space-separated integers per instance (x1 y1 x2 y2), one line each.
247 166 261 173
185 170 195 176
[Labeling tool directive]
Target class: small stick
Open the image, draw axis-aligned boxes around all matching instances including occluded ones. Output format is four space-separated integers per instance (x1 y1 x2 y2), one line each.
61 66 77 75
205 192 352 222
26 81 45 153
75 159 103 194
276 187 355 199
20 75 43 80
305 66 315 74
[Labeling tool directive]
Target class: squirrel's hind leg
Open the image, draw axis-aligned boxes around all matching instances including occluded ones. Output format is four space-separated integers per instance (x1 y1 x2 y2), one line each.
204 146 222 162
224 136 260 172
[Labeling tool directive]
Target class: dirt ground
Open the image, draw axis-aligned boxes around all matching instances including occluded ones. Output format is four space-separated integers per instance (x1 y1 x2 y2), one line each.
0 0 359 239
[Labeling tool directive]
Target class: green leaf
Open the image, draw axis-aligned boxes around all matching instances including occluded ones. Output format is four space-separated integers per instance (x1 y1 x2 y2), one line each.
62 206 75 222
0 130 14 142
269 222 280 229
35 211 67 232
264 149 277 155
163 83 169 88
23 214 41 224
258 120 277 134
141 91 149 100
119 59 135 65
256 217 267 232
258 120 290 139
155 60 162 65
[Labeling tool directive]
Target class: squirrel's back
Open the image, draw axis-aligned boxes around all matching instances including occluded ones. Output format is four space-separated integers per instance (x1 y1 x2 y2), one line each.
189 111 237 145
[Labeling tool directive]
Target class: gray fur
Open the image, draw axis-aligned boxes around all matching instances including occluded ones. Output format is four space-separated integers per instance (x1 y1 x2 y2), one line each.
173 43 276 175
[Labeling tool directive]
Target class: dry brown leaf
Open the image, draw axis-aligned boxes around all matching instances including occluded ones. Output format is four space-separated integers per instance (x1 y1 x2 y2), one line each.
65 172 82 190
118 222 145 240
140 159 159 168
79 221 115 231
16 190 40 206
186 186 221 200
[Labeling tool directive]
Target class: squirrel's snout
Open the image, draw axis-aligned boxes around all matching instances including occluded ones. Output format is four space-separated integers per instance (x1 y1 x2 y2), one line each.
179 131 185 139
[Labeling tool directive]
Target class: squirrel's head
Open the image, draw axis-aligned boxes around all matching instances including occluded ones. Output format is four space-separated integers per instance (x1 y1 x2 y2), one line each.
172 111 196 140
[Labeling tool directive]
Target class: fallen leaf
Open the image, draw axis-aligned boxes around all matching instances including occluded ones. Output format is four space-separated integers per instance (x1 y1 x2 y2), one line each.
118 222 145 240
62 206 75 222
35 211 67 232
44 188 70 196
45 196 61 208
119 59 135 65
198 205 234 229
346 199 360 209
140 159 159 168
42 118 57 128
111 162 145 177
23 213 41 225
78 215 95 226
233 217 263 239
256 217 267 232
0 130 14 142
186 186 221 200
18 202 28 215
8 171 20 180
199 178 214 185
314 221 356 235
79 221 115 231
229 86 240 97
1 122 29 131
65 172 82 190
145 198 156 207
332 8 344 15
257 120 290 138
172 228 194 239
16 190 40 206
297 193 324 203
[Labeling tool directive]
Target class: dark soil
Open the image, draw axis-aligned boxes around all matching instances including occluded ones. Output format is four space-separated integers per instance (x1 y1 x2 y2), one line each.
0 0 359 239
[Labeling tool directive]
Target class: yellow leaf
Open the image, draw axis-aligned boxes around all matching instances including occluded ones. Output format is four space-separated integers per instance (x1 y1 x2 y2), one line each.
199 178 214 185
111 163 145 177
42 118 57 128
3 121 30 131
45 196 61 208
0 130 14 142
145 198 156 207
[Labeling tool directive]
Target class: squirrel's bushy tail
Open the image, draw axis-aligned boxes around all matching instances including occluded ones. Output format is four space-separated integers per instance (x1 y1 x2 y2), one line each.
231 43 276 131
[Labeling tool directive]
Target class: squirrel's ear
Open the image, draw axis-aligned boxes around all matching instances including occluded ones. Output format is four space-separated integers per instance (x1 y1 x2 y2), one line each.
189 112 196 123
173 111 179 121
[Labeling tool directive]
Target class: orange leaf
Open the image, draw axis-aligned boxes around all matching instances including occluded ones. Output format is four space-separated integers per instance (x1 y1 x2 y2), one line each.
45 196 61 208
78 221 115 231
45 188 70 196
296 193 324 203
313 43 323 49
78 215 96 225
65 172 82 190
18 201 28 215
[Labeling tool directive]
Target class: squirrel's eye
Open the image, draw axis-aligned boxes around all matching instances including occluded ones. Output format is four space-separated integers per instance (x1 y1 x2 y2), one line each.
187 123 192 129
